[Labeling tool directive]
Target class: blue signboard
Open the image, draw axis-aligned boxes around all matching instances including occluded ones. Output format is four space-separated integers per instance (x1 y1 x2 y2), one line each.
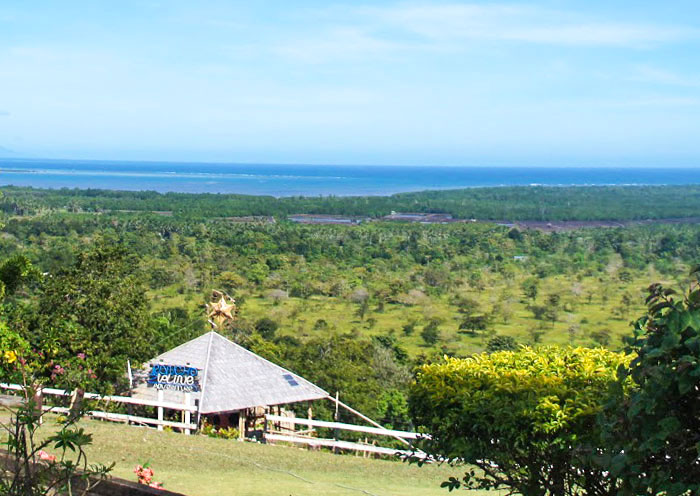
147 364 200 392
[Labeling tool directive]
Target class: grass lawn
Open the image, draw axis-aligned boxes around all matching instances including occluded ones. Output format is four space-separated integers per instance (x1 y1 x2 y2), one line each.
48 417 499 496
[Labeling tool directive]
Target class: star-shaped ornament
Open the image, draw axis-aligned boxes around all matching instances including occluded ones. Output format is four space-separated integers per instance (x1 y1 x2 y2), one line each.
206 291 237 328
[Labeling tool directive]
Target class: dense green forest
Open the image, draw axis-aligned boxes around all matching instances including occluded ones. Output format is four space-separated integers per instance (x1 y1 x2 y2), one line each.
1 185 699 428
4 184 700 220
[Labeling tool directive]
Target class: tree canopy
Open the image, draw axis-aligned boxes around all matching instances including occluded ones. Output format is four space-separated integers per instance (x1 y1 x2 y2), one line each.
20 242 155 392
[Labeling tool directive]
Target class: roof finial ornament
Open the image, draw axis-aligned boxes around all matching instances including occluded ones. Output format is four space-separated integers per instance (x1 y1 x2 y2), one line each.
206 290 236 330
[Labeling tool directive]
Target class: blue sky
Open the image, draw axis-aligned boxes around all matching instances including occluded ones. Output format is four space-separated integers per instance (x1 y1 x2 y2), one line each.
1 1 699 167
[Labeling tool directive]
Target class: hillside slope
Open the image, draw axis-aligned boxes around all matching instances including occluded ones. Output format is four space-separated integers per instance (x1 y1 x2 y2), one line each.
63 417 488 496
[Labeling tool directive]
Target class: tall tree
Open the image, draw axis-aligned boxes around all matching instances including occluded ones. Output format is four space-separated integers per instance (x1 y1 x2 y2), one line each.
602 268 700 495
29 241 155 393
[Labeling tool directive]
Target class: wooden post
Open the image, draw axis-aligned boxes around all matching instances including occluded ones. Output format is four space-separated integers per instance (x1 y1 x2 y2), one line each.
238 410 246 440
183 393 191 435
69 388 83 421
263 408 268 444
157 389 164 431
33 387 43 425
307 401 313 439
333 391 339 454
68 387 85 422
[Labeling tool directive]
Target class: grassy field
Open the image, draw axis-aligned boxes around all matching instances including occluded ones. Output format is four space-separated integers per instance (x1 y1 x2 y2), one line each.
151 267 675 357
27 417 495 496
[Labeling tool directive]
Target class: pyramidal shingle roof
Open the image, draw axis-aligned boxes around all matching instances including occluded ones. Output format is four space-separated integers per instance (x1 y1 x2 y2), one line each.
131 331 328 413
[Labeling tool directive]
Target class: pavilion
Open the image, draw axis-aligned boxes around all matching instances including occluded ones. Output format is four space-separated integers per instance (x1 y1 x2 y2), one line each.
130 331 328 436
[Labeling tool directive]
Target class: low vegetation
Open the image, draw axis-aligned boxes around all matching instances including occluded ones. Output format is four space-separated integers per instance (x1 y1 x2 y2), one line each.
4 184 700 220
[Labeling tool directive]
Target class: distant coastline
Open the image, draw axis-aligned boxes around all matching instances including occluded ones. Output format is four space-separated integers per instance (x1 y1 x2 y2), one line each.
0 158 698 197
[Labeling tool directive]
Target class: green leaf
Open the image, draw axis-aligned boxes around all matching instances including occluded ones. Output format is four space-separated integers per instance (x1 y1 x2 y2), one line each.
658 417 681 439
688 310 700 331
678 374 696 395
609 453 627 476
689 264 700 277
680 311 692 332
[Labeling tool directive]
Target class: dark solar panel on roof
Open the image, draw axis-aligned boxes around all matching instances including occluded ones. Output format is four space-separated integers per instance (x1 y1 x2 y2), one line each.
283 373 300 387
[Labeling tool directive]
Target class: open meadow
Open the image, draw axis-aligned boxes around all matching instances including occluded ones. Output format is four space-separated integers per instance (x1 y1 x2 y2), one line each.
151 268 670 357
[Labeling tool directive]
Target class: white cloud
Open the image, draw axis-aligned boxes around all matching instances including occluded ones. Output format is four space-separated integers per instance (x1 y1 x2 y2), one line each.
371 4 697 46
273 27 413 63
631 64 700 87
613 96 700 107
272 3 698 64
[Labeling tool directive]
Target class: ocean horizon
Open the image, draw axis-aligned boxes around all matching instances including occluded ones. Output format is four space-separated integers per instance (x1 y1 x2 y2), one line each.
1 158 699 197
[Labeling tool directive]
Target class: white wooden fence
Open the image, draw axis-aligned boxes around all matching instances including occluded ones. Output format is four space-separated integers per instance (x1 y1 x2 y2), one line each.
2 383 429 458
263 413 427 458
0 383 197 434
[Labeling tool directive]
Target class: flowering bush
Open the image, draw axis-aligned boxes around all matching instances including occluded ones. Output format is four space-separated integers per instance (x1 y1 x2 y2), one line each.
1 256 111 495
45 351 99 389
1 383 112 496
0 321 30 382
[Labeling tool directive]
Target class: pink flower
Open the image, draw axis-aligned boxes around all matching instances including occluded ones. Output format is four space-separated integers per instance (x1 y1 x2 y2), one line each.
134 465 157 485
38 450 57 463
148 482 164 490
77 353 86 360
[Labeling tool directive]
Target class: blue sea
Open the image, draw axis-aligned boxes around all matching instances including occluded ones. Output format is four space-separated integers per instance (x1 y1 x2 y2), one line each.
0 158 698 197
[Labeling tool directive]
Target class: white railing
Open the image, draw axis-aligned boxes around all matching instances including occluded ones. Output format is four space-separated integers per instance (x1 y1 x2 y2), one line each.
265 414 422 439
264 433 423 457
0 383 197 434
263 413 428 458
3 383 430 454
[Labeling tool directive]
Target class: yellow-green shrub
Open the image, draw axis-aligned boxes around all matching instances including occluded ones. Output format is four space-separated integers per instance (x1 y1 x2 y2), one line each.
410 346 629 495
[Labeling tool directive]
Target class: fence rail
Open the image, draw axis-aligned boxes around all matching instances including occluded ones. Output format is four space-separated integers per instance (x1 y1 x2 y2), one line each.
264 432 424 457
3 383 429 451
264 414 424 440
265 433 420 456
264 413 427 458
0 383 196 434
